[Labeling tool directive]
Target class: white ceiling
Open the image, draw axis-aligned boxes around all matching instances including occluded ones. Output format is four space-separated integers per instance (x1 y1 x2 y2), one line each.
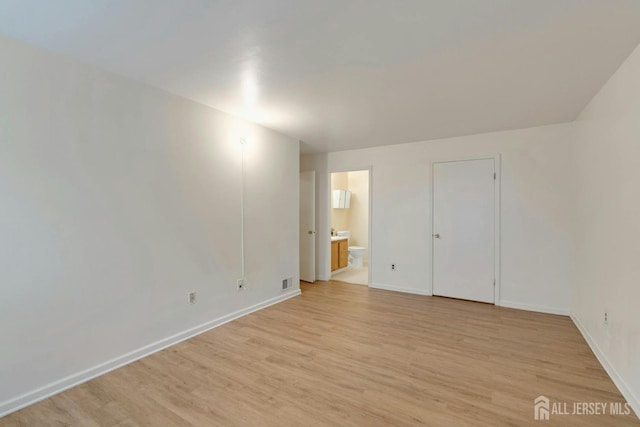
1 1 640 153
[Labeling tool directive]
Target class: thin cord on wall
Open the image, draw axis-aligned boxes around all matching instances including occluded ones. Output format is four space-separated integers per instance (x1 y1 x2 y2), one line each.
240 139 246 279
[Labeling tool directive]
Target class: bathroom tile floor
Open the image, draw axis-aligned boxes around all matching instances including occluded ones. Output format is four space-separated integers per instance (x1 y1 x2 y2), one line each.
331 266 368 285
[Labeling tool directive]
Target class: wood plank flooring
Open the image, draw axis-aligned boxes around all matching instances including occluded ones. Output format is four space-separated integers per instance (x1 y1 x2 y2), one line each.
2 281 638 426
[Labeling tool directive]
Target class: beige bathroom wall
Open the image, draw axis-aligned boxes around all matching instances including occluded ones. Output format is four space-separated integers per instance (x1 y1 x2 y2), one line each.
330 172 350 233
346 171 369 258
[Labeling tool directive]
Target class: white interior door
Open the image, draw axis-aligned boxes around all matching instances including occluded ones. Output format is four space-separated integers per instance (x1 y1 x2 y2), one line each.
432 159 495 303
300 171 316 283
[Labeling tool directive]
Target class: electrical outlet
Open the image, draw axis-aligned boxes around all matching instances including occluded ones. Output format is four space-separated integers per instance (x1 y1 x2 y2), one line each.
188 291 196 305
391 264 396 271
604 312 608 325
237 278 245 291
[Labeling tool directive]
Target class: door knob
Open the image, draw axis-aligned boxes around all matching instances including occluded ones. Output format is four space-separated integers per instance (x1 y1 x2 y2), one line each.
433 233 440 239
307 230 316 235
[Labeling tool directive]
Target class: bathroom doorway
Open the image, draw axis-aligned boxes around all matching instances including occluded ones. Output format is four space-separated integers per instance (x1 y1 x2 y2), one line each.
329 169 370 285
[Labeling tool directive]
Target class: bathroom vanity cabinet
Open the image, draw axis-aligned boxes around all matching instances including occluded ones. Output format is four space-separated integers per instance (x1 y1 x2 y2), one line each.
331 238 349 271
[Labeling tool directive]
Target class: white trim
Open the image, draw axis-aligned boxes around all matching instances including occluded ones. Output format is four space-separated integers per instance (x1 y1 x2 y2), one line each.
0 290 301 418
370 282 432 296
494 155 502 304
300 170 316 283
323 169 332 280
240 141 246 279
571 315 640 419
498 300 570 316
429 154 501 304
367 167 373 288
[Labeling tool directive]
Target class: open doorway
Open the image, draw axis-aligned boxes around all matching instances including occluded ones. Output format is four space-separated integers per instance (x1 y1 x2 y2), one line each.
330 169 370 285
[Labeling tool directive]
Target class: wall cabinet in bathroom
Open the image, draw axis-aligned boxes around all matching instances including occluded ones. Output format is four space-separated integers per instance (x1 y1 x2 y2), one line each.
331 238 349 271
331 189 351 209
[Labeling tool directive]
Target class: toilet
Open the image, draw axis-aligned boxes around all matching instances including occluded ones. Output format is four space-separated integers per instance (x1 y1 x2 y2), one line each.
348 246 366 268
336 231 367 268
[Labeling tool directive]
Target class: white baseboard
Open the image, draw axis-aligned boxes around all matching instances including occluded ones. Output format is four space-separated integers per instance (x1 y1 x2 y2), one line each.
0 290 301 418
571 314 640 419
370 283 432 296
498 300 569 316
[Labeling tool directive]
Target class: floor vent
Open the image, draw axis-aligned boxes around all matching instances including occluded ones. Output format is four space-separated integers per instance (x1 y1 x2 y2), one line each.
282 277 292 291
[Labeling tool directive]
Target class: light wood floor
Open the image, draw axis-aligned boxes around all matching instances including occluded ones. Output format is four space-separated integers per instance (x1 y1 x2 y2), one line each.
2 281 638 426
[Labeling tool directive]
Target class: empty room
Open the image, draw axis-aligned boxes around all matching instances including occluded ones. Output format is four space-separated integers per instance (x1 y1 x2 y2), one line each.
1 1 640 425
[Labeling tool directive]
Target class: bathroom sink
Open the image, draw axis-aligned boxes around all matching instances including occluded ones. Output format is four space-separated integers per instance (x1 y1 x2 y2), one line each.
331 236 347 241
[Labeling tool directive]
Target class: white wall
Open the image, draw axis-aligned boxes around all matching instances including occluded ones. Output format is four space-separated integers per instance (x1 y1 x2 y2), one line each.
306 123 575 312
0 34 299 414
572 43 640 414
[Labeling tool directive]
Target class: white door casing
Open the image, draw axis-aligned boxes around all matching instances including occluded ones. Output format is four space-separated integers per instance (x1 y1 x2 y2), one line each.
300 171 316 283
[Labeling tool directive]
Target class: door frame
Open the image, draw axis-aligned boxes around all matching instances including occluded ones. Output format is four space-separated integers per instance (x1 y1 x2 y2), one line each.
429 154 501 304
300 170 316 283
326 166 373 287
